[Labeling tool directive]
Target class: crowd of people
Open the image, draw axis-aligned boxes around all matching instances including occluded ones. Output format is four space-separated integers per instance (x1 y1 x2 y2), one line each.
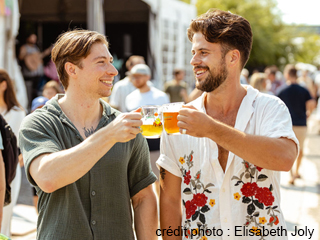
0 7 320 240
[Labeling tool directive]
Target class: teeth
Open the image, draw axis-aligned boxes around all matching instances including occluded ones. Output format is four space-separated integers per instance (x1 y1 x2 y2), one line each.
196 70 206 75
101 80 112 83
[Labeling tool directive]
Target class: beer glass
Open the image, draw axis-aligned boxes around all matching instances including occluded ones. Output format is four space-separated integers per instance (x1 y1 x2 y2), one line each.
140 105 163 138
162 102 184 135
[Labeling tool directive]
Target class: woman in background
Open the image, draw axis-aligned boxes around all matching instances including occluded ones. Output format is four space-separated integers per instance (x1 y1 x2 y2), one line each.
0 69 26 237
250 72 274 95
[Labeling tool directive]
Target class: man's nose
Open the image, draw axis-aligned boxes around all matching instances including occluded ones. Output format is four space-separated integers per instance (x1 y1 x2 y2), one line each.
190 54 201 66
107 64 118 76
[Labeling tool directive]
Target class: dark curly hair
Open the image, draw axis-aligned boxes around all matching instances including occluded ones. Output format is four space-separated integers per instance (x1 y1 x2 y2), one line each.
187 9 253 69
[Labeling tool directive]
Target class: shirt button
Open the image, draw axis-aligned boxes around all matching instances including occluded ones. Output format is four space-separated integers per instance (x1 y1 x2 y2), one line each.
92 191 96 196
224 218 228 223
222 188 225 193
92 220 96 225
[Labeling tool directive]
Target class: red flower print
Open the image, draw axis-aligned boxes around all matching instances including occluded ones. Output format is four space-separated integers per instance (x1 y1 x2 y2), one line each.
245 162 250 168
185 200 197 219
190 155 193 162
240 182 258 197
269 216 279 225
192 193 208 207
196 173 200 179
255 165 263 172
184 171 191 185
255 187 275 206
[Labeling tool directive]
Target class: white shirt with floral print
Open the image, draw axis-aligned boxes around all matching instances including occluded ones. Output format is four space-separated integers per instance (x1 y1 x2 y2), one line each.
157 85 298 240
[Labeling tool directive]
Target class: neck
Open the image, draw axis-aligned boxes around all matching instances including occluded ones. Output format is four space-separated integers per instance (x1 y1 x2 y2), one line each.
205 74 246 117
288 77 297 84
58 91 102 128
139 84 151 93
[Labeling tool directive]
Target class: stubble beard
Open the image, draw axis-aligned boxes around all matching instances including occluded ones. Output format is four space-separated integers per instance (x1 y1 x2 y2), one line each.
196 59 228 93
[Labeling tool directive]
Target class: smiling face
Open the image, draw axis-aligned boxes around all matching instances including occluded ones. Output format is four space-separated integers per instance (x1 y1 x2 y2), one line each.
190 32 229 92
74 42 118 98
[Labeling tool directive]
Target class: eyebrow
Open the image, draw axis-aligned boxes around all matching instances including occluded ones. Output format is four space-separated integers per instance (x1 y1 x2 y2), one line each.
192 48 210 52
93 56 113 61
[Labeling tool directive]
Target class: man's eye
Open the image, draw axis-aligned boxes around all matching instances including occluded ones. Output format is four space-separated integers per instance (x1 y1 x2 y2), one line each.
98 61 104 64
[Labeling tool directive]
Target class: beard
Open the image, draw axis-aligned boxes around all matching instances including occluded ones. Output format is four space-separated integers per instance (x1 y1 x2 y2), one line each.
195 59 228 92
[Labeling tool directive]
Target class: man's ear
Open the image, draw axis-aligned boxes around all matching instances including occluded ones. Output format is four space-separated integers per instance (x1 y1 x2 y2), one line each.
227 49 240 68
65 62 77 78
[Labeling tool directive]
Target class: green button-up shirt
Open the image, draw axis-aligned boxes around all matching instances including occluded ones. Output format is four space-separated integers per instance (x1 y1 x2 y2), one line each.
19 95 156 240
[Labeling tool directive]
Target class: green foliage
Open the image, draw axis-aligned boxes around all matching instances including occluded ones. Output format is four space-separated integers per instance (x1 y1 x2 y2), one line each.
193 0 320 70
179 0 191 4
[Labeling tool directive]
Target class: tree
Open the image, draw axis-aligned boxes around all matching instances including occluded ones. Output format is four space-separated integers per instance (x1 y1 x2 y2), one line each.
193 0 320 71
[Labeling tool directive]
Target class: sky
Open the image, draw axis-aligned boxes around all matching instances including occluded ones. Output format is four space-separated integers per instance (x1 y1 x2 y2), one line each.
275 0 320 26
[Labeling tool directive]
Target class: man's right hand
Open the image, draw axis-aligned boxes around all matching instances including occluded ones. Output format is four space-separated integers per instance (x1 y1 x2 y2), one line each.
107 112 143 143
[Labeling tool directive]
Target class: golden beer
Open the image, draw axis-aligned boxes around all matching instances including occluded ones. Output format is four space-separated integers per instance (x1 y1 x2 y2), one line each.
140 124 163 138
140 105 163 139
163 112 179 134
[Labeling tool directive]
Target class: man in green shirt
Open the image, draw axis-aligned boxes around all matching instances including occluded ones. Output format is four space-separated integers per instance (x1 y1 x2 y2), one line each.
19 30 157 240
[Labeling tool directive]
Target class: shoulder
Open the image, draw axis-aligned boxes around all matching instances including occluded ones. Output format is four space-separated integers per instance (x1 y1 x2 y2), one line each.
151 87 166 95
126 89 140 99
255 91 284 107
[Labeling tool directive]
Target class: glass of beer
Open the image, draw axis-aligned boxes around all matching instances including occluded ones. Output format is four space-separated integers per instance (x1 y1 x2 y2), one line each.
140 105 163 138
162 102 184 135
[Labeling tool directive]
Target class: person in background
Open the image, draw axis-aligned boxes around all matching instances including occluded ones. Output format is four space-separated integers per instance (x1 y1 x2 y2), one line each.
109 55 146 112
19 29 157 240
125 64 169 197
164 68 188 103
297 69 317 99
265 65 284 95
158 9 298 240
0 69 26 237
0 133 4 231
30 96 49 212
277 64 316 185
188 87 203 102
240 68 249 84
19 34 51 112
250 72 273 95
42 80 63 100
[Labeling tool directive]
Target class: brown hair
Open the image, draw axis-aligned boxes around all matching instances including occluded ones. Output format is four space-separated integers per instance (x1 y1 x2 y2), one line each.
187 9 253 69
51 29 109 90
43 80 63 93
125 55 145 70
264 65 278 76
173 68 184 76
284 64 297 78
0 69 23 113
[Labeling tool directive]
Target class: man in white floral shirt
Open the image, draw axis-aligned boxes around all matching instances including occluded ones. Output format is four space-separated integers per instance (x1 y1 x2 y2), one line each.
157 9 299 240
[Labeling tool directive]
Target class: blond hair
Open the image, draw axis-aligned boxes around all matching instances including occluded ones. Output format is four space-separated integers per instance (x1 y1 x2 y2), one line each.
250 73 267 92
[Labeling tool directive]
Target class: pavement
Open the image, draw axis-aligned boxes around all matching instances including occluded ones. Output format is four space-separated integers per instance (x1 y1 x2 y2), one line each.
8 113 320 240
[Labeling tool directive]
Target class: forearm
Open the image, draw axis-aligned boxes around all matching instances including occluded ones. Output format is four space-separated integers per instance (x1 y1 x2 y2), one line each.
159 169 182 240
31 128 116 193
160 195 182 240
207 119 297 171
133 188 158 240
